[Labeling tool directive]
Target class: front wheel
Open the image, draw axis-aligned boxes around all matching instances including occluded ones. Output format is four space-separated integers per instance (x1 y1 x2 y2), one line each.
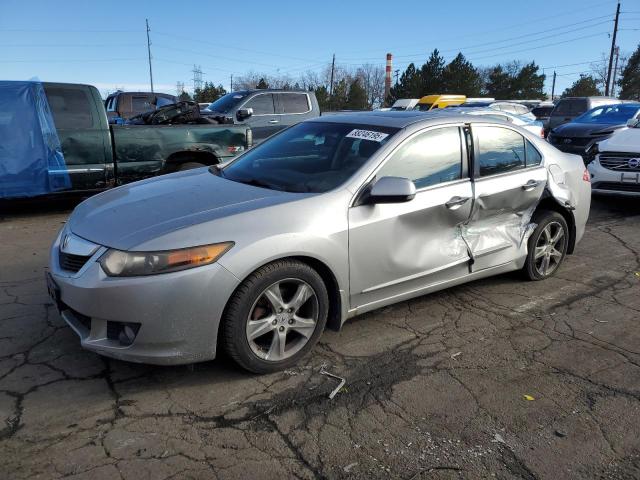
221 260 328 373
523 210 569 281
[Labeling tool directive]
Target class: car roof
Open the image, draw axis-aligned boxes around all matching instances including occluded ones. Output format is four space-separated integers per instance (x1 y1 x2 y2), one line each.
312 110 486 128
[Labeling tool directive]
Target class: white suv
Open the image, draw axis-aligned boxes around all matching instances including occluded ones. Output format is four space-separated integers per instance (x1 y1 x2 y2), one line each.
588 118 640 196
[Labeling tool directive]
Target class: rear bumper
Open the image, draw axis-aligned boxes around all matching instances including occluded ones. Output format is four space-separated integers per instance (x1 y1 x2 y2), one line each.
49 234 240 365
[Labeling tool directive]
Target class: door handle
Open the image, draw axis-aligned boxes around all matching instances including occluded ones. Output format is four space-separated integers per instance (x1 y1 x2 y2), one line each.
445 196 470 209
521 180 539 191
268 119 279 124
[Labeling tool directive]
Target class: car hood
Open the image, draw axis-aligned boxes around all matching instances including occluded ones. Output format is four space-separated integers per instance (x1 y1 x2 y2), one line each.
597 128 640 152
68 168 297 250
551 122 625 137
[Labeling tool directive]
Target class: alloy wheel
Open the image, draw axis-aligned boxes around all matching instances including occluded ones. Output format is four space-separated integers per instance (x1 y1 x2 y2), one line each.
534 221 566 277
245 278 319 362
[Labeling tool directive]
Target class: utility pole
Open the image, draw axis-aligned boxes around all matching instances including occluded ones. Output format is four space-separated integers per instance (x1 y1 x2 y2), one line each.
611 46 620 97
394 69 400 86
605 1 620 96
230 74 233 92
551 70 557 100
329 53 335 110
146 19 154 93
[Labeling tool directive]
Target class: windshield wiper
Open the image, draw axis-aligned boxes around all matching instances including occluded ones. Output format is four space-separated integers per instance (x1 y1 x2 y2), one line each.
241 178 280 190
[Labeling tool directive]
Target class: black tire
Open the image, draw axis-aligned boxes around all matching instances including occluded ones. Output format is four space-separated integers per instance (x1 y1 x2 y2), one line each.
523 210 569 281
221 260 328 373
178 162 207 171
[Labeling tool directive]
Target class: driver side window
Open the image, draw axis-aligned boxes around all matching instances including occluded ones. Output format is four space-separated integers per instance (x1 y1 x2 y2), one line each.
376 127 463 189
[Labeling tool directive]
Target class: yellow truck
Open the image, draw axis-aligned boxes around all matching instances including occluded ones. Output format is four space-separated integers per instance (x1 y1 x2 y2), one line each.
414 94 466 111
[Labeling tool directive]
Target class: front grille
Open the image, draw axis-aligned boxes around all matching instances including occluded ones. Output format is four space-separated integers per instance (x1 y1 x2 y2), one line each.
593 182 640 193
59 251 92 273
550 136 591 147
599 152 640 172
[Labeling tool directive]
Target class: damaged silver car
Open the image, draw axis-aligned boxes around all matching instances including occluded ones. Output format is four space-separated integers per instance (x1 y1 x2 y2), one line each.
48 112 591 373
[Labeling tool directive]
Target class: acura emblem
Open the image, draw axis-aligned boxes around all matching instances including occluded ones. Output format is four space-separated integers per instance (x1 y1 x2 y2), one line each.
62 234 70 250
563 138 572 144
629 158 640 169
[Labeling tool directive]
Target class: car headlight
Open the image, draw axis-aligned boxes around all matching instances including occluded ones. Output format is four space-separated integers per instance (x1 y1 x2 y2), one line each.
99 242 234 277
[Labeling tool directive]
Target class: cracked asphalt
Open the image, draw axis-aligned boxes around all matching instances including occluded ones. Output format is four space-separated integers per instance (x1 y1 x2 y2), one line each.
1 196 639 480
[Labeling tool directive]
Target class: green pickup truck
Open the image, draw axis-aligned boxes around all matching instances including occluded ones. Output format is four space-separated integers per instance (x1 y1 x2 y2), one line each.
42 82 252 193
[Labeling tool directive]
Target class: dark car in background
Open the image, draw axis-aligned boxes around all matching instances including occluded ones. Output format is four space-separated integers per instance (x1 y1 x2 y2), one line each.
531 104 555 123
547 103 640 159
105 91 177 124
546 96 619 132
202 89 320 143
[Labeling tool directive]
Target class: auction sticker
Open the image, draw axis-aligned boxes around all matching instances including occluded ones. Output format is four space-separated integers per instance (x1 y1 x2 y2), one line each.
346 129 389 142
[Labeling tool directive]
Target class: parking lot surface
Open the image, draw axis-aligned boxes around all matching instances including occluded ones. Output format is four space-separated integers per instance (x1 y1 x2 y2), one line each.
1 197 639 480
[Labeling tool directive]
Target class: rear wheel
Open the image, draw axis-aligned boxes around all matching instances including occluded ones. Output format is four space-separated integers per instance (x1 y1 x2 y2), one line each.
221 260 328 373
523 210 569 281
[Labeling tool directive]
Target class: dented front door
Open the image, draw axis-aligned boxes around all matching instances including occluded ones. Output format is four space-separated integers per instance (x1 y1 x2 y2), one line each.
348 125 473 310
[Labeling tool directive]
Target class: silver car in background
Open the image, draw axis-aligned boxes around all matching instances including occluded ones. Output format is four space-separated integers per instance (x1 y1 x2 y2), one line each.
48 112 591 373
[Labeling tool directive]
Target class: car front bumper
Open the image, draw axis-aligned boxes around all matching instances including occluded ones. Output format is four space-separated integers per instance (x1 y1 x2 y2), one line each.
49 232 240 365
588 159 640 196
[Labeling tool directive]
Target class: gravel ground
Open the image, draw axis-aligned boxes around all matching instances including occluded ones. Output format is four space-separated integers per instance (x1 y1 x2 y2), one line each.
0 196 639 480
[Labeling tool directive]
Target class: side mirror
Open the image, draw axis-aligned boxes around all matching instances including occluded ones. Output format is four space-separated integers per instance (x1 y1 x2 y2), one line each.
367 176 416 204
237 108 253 121
626 118 639 128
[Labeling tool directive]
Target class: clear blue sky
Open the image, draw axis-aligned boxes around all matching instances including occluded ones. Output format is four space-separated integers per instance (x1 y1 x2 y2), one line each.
2 0 639 97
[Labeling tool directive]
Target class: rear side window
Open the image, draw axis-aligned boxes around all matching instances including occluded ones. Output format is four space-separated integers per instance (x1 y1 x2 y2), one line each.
526 140 542 166
278 93 310 114
244 94 275 115
475 126 525 176
131 95 152 113
45 86 94 129
377 127 463 189
554 99 587 116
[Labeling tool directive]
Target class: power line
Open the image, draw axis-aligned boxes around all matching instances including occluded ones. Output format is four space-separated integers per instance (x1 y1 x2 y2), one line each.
388 16 614 61
153 31 325 65
343 0 619 56
464 31 611 63
0 58 143 63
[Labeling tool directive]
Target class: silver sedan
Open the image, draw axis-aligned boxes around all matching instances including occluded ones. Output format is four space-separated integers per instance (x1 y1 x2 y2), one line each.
48 112 591 373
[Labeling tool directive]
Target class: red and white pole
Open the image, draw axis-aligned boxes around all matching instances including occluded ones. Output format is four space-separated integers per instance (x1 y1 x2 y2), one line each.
384 53 392 103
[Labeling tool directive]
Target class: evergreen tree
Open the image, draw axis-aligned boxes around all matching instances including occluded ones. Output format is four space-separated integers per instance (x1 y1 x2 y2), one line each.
512 62 545 99
562 75 601 97
178 91 192 101
193 82 227 103
345 79 368 110
441 53 482 96
256 78 269 89
619 43 640 100
388 63 420 103
420 49 445 95
485 65 512 98
314 85 330 111
330 79 349 110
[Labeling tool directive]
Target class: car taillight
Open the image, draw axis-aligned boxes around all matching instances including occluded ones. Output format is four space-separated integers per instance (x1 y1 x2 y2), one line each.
539 128 544 138
583 168 590 182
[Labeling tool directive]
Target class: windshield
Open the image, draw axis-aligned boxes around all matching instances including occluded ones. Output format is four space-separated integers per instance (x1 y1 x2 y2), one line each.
462 102 492 108
221 121 399 193
573 104 640 124
206 91 249 114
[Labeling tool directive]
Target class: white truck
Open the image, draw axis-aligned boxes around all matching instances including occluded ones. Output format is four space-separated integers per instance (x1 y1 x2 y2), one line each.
588 117 640 196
